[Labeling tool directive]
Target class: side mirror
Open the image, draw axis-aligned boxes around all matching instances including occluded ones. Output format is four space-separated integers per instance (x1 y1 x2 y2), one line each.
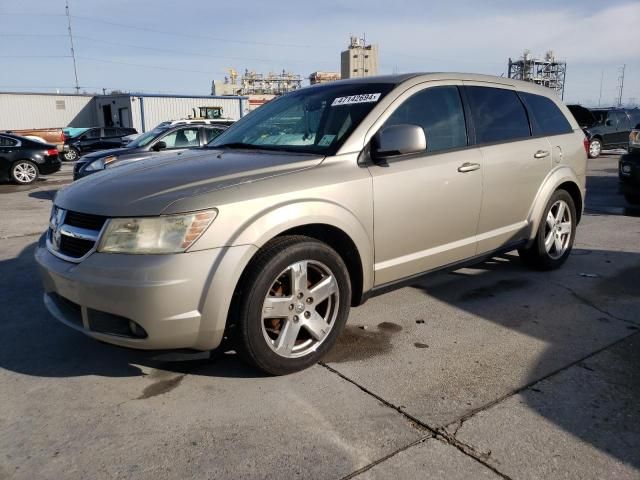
153 141 167 152
371 124 426 163
605 119 613 126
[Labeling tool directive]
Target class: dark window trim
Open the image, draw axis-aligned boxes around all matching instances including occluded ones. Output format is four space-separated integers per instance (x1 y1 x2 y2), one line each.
461 85 533 147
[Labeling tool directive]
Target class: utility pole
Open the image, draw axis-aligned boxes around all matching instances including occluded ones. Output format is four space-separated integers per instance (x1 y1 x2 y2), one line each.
616 64 626 107
598 69 603 107
65 0 80 94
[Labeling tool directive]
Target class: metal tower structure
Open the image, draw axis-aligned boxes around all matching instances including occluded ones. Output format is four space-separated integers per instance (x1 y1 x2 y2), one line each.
508 50 566 99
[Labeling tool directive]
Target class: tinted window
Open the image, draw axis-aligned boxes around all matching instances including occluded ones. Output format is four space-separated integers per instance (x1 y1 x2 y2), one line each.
466 86 531 144
103 128 119 137
383 86 467 152
520 92 572 136
204 127 224 143
160 128 200 148
82 129 101 140
0 136 18 147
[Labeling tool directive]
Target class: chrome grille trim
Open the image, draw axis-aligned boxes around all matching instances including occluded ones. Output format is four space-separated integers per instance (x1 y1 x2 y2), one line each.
46 207 108 263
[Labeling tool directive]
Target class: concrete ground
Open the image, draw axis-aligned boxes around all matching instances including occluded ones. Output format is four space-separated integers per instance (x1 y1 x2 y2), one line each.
0 153 638 479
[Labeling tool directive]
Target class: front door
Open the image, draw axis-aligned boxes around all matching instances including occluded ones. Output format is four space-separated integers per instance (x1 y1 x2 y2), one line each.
368 83 482 286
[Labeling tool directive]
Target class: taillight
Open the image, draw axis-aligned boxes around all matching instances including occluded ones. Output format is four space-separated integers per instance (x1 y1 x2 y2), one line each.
583 137 589 154
45 148 58 156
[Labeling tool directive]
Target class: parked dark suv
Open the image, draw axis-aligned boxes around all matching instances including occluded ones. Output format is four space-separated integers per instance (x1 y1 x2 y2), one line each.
567 105 640 158
63 127 137 162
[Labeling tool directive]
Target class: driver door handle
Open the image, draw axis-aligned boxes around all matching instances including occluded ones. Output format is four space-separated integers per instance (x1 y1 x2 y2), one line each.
458 162 480 173
534 150 550 158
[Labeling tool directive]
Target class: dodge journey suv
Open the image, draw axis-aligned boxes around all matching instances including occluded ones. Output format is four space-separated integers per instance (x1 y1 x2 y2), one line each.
36 73 587 375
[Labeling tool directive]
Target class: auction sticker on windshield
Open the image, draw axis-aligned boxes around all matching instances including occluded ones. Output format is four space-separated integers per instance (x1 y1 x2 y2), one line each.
331 93 381 106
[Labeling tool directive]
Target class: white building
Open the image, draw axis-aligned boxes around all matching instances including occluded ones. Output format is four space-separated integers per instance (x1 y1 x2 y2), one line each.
0 92 249 132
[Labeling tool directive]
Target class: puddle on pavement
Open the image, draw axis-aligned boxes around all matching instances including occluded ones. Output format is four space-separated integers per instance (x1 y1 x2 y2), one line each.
459 278 530 301
323 321 402 363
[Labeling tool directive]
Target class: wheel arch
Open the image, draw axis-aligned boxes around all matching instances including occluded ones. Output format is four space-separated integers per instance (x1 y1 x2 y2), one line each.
527 169 584 243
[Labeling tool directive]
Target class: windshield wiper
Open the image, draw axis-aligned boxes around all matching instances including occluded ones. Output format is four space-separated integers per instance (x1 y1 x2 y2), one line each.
211 142 262 150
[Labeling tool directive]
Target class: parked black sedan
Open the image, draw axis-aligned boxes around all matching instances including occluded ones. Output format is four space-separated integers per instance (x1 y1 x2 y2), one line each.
63 126 138 162
0 133 61 184
73 124 226 180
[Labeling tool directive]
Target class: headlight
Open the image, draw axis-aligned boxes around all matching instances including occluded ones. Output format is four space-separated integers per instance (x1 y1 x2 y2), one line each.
84 155 118 172
630 130 640 146
97 210 217 254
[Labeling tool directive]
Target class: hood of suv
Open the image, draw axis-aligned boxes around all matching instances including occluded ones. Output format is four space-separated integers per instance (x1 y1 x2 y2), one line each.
55 149 324 216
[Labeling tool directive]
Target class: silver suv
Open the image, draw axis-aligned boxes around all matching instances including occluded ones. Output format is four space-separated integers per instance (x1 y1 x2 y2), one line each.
36 73 587 375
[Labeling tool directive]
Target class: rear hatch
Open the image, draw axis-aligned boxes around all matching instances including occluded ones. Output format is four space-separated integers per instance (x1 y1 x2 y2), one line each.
567 105 597 129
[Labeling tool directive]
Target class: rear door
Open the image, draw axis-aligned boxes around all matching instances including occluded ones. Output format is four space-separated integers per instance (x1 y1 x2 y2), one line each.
0 135 19 166
101 127 123 149
77 128 102 153
368 82 483 285
463 83 552 254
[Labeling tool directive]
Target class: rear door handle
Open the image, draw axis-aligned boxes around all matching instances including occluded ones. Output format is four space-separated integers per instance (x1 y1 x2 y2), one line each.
534 150 550 158
458 162 480 173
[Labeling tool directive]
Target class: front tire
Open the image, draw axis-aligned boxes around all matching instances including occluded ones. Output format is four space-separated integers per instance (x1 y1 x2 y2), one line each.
11 160 39 185
235 235 351 375
518 190 576 271
63 147 79 162
588 138 602 158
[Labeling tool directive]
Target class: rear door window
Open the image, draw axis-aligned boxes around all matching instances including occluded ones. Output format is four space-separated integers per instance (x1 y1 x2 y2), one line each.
160 128 200 148
82 129 101 140
383 85 467 153
466 86 531 144
520 92 573 136
0 136 18 147
103 128 119 137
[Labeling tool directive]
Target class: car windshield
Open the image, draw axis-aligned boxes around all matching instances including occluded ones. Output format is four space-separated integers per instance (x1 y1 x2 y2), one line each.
127 127 170 148
208 82 395 155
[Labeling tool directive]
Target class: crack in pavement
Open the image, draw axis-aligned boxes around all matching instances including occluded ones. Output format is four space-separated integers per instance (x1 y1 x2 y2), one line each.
324 329 640 479
0 232 43 240
321 362 513 480
550 280 640 326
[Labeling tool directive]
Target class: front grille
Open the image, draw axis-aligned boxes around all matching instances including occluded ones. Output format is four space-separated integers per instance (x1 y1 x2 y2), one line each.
59 235 95 258
64 210 107 231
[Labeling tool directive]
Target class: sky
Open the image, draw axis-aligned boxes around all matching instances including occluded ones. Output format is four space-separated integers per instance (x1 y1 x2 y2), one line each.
1 0 639 106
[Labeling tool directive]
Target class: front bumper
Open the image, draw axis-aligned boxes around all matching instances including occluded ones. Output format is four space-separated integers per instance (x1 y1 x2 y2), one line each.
35 236 256 351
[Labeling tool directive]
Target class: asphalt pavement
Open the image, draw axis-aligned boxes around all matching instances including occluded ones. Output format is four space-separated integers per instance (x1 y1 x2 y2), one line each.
0 153 638 479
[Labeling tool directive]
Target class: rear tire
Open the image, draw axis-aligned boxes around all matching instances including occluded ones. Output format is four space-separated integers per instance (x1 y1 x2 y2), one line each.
63 147 79 162
235 235 351 375
11 160 39 185
588 138 602 158
518 190 576 271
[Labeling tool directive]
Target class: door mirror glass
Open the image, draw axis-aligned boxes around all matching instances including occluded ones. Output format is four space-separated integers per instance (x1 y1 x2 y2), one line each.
153 141 167 151
371 124 426 161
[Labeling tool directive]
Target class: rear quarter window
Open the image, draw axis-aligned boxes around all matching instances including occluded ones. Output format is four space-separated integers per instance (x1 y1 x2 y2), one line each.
520 92 573 136
466 86 531 144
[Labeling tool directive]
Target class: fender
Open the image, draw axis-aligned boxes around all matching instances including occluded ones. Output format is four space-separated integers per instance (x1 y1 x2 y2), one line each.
526 165 585 245
232 199 373 291
193 200 374 350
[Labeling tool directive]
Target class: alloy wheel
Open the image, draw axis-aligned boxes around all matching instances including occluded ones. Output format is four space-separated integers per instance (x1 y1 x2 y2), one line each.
13 162 38 184
544 200 572 260
589 140 601 158
63 149 78 161
261 260 339 358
